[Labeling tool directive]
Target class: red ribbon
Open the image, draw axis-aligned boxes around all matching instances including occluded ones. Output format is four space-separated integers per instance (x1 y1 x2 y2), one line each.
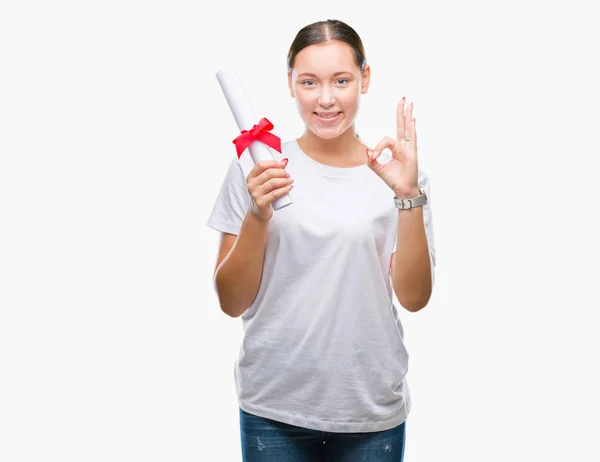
232 117 282 159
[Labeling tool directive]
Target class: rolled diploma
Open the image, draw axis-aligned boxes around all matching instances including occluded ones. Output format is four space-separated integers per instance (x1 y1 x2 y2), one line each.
216 65 292 211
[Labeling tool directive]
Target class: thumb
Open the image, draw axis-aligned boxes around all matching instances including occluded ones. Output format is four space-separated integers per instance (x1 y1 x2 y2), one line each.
365 148 383 176
366 148 382 168
365 148 376 164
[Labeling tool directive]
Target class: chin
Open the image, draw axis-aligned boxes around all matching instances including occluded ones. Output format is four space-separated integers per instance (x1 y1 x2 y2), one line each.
311 124 351 139
310 128 341 139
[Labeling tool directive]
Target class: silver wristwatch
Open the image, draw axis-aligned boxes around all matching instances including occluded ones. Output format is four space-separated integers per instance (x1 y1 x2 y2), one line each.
394 188 427 209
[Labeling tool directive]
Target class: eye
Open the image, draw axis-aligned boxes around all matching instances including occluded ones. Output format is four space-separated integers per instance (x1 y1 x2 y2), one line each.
301 80 315 87
337 78 349 85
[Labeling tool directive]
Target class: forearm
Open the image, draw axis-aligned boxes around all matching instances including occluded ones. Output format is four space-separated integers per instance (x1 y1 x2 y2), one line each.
214 211 269 318
392 194 432 312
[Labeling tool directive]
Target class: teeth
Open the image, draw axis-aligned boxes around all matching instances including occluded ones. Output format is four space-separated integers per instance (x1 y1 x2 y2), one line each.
318 113 339 118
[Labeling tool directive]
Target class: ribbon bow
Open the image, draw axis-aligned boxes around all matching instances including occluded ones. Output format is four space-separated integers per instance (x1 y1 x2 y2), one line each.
232 117 282 159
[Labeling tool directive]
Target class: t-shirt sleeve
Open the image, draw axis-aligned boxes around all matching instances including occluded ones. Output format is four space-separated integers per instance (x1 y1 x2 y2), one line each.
206 156 252 236
392 169 436 286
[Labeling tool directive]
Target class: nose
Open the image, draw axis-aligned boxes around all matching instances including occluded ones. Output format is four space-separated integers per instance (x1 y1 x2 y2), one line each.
317 87 336 108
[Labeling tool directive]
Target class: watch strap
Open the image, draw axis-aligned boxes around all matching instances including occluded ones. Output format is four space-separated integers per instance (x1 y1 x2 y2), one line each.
394 188 427 209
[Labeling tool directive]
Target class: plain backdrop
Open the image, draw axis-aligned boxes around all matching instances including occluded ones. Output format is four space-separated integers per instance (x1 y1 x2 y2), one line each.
1 0 599 461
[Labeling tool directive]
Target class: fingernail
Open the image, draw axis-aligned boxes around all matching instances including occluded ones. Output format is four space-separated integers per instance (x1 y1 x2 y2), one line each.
279 158 288 166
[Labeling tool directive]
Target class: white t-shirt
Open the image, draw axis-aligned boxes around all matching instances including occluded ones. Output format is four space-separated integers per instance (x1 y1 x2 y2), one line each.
206 138 436 433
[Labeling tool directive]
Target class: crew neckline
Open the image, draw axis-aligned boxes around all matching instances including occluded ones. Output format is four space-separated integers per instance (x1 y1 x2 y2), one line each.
292 138 370 178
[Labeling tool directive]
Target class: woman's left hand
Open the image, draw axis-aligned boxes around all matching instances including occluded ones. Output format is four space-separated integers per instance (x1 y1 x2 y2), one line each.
366 97 419 197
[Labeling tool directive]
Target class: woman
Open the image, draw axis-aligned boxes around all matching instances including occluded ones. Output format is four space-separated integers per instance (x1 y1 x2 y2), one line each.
207 19 436 461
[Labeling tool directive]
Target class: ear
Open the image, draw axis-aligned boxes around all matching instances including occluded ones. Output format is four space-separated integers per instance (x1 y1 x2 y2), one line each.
288 71 295 98
360 64 371 95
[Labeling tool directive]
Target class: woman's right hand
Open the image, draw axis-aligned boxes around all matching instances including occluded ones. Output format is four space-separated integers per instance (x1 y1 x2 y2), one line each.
246 158 294 223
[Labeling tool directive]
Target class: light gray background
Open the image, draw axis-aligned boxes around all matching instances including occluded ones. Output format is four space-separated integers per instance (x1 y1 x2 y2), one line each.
1 0 599 460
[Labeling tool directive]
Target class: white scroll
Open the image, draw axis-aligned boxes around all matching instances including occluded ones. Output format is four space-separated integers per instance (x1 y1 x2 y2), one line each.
216 65 292 211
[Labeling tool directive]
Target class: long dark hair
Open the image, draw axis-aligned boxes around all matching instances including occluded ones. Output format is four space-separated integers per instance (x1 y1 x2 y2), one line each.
287 19 367 73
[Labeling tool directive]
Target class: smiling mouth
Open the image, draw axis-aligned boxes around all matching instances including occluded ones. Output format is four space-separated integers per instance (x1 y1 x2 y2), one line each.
315 112 341 120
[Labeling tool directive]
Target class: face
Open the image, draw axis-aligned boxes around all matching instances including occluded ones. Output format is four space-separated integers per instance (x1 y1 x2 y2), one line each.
288 40 370 139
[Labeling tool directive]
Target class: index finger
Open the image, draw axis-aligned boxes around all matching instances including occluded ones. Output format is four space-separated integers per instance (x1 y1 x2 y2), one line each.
251 158 288 178
396 97 406 141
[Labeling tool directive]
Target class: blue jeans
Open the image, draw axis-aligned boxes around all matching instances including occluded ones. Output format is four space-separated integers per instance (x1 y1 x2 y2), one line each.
239 408 406 461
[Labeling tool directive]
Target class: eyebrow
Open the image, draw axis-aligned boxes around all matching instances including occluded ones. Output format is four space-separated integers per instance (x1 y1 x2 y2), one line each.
296 71 352 78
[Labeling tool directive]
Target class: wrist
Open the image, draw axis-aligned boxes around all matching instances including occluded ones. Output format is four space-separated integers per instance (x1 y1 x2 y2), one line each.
394 186 421 198
247 208 271 226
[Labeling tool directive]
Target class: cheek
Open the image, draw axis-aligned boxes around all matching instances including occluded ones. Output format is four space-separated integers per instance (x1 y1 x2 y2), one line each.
294 97 311 119
334 95 357 114
296 92 315 108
